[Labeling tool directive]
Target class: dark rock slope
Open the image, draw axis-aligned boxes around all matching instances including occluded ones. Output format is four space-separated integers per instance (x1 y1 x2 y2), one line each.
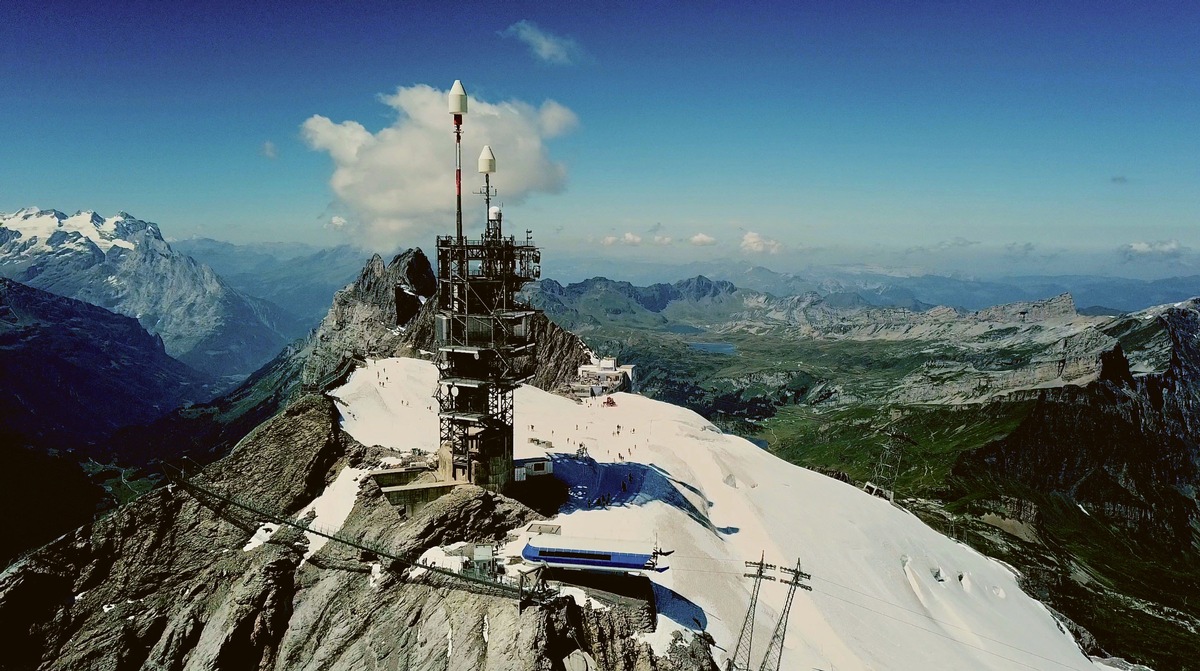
0 393 711 670
0 278 216 564
0 278 213 448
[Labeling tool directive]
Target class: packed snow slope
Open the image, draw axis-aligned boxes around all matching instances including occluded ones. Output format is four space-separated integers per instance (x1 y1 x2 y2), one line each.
332 357 1105 671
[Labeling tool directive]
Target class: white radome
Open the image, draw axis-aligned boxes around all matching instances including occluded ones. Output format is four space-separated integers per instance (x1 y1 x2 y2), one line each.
478 145 496 173
448 80 468 115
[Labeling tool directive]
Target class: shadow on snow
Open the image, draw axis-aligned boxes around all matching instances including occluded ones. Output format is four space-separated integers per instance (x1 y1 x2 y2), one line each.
548 454 738 536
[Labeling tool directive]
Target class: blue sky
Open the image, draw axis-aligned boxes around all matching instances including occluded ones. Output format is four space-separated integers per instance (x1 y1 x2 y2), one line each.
1 1 1196 279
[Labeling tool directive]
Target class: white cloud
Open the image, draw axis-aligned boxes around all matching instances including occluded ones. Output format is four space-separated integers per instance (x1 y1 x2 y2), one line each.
261 141 278 159
327 215 348 230
690 233 716 246
740 231 782 254
538 100 579 138
600 232 643 247
501 20 582 65
1119 240 1187 261
302 84 576 248
653 235 672 245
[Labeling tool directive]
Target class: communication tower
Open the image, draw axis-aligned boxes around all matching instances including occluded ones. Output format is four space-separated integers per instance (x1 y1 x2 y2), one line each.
432 80 542 492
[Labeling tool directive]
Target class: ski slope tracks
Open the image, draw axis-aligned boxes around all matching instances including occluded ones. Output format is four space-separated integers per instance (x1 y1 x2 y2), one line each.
331 357 1119 671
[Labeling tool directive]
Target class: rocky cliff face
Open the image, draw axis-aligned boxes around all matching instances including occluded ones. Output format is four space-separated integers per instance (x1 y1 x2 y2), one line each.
299 249 437 388
955 299 1200 549
0 209 298 379
0 392 709 670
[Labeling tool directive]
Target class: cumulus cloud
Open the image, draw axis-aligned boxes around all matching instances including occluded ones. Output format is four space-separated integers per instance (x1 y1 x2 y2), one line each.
261 141 278 159
740 231 783 254
538 100 579 137
501 20 582 65
690 233 716 246
601 232 643 246
302 84 576 247
327 215 348 230
1119 240 1188 262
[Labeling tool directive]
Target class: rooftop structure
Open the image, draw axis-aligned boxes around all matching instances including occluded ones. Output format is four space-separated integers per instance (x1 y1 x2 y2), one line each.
573 357 636 400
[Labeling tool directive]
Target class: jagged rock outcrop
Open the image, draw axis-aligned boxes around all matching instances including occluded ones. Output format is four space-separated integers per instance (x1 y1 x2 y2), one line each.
0 387 704 670
300 249 436 388
0 209 298 379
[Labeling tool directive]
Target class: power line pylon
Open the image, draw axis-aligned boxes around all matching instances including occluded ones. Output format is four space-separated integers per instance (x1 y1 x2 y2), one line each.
865 429 917 502
757 557 812 671
727 552 775 671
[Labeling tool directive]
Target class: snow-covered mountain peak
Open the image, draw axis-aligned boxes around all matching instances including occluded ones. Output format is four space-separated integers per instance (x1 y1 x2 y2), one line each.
1 207 139 253
0 207 295 378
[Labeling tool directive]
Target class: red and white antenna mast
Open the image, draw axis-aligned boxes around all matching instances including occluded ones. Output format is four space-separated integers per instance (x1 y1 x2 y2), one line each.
449 79 468 243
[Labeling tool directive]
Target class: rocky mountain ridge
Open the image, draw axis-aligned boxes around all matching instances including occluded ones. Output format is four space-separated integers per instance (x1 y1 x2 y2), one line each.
0 278 216 565
0 271 685 671
957 299 1200 549
562 258 1200 313
0 394 687 670
0 208 301 379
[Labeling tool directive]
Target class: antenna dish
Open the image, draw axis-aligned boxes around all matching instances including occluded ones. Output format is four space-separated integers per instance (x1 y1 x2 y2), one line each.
448 80 468 115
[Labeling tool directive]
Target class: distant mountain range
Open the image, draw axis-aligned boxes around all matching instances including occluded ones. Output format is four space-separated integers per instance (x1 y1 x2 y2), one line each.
172 238 367 329
0 209 304 379
544 257 1200 313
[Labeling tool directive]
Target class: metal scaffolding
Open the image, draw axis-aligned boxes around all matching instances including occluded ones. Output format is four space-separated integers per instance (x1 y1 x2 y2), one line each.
430 83 542 493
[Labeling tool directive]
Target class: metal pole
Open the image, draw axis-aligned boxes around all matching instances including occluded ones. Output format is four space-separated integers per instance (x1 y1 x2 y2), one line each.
454 115 463 243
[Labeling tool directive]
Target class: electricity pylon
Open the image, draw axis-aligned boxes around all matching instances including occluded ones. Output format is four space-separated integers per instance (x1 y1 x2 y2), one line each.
758 558 812 671
727 552 775 671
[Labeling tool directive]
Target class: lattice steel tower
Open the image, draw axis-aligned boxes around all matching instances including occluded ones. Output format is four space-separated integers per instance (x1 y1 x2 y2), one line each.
433 80 541 492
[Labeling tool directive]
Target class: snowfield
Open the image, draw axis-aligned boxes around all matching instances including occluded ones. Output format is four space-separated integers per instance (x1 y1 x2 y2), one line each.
1 208 137 253
331 357 1116 671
